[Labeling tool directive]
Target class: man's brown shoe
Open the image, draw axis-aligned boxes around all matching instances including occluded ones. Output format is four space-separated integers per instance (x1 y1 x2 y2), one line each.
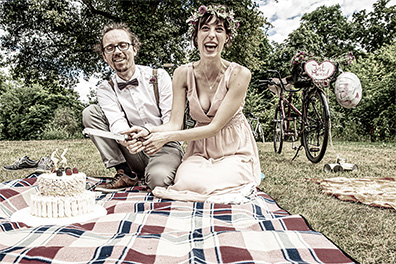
95 169 138 193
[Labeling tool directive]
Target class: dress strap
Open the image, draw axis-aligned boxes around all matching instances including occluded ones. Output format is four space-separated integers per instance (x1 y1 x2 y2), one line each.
224 62 237 89
186 62 195 97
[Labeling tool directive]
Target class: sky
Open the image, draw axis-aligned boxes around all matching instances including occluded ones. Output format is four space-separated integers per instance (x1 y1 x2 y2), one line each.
258 0 396 43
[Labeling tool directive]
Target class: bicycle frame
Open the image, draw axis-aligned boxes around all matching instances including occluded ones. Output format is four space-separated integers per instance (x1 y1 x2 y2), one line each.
278 92 302 139
278 87 327 135
247 114 265 143
252 117 261 134
263 56 348 163
264 70 331 163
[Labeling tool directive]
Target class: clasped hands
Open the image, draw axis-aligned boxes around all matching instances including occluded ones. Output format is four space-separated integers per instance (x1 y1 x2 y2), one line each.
118 126 165 156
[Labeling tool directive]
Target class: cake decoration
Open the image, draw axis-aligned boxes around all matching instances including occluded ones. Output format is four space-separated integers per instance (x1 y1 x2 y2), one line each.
29 148 96 218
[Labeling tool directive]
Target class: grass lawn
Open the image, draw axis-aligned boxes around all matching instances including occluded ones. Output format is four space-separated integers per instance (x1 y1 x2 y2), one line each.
1 139 395 263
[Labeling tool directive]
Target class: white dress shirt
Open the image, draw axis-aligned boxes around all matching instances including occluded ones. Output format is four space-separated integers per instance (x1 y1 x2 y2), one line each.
97 65 173 133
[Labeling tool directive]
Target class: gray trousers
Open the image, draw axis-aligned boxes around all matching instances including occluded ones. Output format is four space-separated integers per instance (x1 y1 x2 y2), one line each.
82 105 183 190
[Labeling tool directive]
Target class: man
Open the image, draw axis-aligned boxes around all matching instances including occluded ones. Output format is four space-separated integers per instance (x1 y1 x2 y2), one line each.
82 22 183 192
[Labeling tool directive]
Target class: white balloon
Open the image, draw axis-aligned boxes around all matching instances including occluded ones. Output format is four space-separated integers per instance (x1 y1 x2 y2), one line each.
334 72 362 108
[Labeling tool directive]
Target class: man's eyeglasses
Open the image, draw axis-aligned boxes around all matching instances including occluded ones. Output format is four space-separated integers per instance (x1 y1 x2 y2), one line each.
103 42 133 54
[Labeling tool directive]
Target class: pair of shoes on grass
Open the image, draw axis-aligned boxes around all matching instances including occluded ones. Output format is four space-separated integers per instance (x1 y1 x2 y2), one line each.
3 156 54 172
95 169 138 193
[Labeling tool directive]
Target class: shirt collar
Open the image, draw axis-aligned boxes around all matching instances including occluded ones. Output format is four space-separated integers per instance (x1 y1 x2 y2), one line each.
115 66 141 84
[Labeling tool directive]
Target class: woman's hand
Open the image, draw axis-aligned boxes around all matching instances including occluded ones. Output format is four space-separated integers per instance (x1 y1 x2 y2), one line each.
120 127 150 154
142 132 169 155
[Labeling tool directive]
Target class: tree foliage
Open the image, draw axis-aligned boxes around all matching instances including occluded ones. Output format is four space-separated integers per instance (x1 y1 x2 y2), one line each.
260 1 396 142
328 41 396 142
0 0 395 142
0 0 267 87
300 4 356 57
0 81 83 140
352 0 396 52
267 1 396 76
42 106 83 139
0 0 269 140
347 40 396 141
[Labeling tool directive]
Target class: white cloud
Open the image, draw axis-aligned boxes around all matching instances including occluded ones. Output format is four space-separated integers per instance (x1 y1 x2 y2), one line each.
258 0 396 43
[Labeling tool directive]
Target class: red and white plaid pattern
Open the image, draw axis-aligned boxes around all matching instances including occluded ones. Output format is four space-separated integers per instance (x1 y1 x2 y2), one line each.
0 174 355 263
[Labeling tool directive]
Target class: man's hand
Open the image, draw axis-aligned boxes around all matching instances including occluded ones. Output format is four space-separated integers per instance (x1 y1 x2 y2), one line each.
120 127 150 154
121 126 150 140
124 138 145 154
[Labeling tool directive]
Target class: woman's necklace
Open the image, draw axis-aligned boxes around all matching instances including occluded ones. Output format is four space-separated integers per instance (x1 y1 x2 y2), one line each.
199 60 227 90
203 69 220 90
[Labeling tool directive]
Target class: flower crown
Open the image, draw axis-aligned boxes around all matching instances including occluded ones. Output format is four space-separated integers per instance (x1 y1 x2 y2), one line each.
186 5 239 41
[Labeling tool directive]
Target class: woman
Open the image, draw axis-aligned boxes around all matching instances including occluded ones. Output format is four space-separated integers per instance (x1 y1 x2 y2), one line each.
125 5 261 203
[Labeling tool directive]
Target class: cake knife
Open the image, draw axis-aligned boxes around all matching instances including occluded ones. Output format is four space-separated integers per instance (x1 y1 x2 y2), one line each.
82 128 129 141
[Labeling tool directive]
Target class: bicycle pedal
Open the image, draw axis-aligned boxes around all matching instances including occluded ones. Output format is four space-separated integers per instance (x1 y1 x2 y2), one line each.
310 148 320 152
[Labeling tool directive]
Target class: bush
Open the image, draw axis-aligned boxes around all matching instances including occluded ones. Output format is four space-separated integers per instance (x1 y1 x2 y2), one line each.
0 82 84 140
243 87 275 137
42 107 83 140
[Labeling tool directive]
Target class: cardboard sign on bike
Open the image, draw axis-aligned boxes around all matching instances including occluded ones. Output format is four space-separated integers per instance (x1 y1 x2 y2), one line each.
304 60 335 80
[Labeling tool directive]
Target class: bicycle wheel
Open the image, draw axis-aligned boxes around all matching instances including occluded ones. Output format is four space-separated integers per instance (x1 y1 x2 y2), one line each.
273 106 283 153
302 89 330 163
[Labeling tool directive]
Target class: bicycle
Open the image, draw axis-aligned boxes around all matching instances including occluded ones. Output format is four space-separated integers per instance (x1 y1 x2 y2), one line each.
246 113 265 143
260 60 339 163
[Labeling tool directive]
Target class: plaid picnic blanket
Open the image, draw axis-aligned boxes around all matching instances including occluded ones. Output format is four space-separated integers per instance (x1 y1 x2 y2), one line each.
0 174 355 263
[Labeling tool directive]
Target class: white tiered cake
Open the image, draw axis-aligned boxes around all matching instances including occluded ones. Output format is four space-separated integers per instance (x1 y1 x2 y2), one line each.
30 169 96 218
10 148 106 226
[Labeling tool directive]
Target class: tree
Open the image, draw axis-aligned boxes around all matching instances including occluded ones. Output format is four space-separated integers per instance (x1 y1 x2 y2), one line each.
300 4 356 57
0 0 270 140
267 24 326 78
352 0 396 52
0 71 7 96
42 106 83 139
260 2 396 142
0 80 83 140
0 0 268 88
347 40 396 141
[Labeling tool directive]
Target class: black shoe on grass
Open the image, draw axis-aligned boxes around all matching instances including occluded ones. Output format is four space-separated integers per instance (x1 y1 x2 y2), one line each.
3 156 39 170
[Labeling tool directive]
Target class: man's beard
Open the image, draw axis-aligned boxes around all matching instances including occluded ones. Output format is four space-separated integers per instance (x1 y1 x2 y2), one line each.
112 55 130 73
114 64 129 73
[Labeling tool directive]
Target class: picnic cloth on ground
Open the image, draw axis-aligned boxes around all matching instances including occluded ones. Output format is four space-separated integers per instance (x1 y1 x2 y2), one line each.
153 62 261 203
0 174 355 263
311 177 396 209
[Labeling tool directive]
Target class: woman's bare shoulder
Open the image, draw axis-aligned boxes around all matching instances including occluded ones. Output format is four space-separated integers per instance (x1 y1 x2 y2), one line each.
230 63 251 82
173 64 192 88
233 63 251 75
174 63 192 76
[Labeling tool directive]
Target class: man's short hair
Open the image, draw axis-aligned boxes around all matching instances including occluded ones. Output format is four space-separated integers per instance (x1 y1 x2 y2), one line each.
95 22 141 55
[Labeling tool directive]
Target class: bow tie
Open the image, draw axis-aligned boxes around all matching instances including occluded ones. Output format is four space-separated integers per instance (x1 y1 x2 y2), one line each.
118 78 139 90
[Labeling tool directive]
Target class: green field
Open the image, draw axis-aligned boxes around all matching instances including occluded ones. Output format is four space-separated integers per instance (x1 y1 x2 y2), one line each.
1 139 395 263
